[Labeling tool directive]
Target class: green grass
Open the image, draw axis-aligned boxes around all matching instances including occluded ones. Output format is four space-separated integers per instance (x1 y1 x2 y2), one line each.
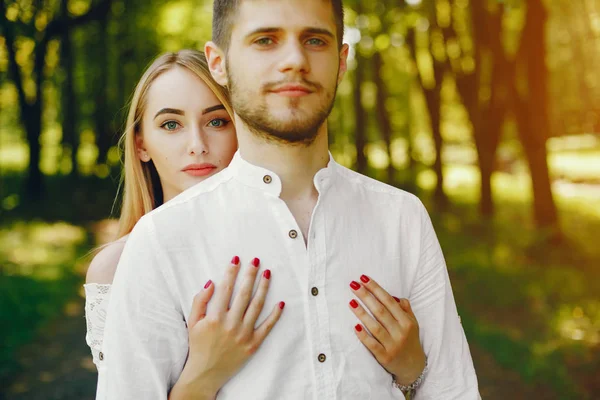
0 221 92 385
423 165 600 399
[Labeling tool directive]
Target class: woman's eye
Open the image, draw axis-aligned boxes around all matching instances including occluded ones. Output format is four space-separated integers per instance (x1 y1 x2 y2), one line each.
208 118 229 128
162 121 179 131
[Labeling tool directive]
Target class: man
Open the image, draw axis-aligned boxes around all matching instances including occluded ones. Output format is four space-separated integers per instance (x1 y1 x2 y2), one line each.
99 0 480 398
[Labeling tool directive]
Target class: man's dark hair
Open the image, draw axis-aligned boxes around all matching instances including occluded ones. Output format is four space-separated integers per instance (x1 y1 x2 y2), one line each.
212 0 345 52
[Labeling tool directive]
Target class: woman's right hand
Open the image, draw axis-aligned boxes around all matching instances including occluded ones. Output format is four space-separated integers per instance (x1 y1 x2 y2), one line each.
169 256 284 400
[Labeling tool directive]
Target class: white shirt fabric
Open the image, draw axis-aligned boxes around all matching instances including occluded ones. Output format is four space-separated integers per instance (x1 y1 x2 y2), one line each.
98 151 480 400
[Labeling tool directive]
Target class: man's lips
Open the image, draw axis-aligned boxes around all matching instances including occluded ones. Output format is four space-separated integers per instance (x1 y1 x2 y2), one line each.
270 85 313 97
182 163 217 177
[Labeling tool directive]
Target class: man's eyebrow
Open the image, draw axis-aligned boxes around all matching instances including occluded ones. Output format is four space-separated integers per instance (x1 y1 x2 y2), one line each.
303 28 335 39
154 108 184 120
244 27 335 40
245 27 282 39
202 104 226 115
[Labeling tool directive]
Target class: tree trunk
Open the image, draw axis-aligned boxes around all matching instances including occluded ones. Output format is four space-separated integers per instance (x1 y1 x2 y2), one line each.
372 51 394 184
516 0 559 233
95 15 111 165
61 18 78 176
353 51 368 174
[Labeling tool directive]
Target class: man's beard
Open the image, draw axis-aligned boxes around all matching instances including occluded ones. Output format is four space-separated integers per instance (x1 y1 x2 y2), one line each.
227 69 338 146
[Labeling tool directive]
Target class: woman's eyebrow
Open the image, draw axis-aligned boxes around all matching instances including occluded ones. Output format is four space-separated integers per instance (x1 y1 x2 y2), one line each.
154 108 184 120
202 104 225 115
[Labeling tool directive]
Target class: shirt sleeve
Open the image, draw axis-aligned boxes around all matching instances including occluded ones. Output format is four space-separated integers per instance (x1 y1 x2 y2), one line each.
96 216 189 400
409 199 481 400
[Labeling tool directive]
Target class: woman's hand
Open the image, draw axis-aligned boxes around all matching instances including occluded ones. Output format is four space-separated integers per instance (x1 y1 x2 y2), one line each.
349 275 426 386
169 256 285 400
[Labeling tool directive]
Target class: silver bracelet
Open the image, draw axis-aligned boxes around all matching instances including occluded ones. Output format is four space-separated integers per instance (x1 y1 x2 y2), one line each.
392 357 428 393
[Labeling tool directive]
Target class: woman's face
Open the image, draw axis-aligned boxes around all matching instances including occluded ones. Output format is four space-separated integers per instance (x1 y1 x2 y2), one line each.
138 66 237 202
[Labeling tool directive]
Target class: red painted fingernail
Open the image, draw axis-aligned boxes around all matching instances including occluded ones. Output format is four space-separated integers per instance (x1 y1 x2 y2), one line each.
279 301 285 309
350 299 359 308
231 256 240 265
350 281 361 290
252 257 260 267
393 296 401 302
204 280 212 289
360 275 370 283
355 324 363 332
263 269 271 279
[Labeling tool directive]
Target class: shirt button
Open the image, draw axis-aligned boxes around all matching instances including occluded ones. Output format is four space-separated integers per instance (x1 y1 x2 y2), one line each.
318 353 326 363
311 287 319 296
289 229 298 239
263 175 272 184
99 352 104 361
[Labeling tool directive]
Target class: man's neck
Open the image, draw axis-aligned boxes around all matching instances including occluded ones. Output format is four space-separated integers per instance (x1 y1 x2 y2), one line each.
236 119 330 203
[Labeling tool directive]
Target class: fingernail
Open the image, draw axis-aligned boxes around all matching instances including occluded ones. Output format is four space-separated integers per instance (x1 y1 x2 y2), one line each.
360 274 370 283
204 280 212 289
393 296 401 302
350 281 360 290
231 256 240 265
349 299 359 309
279 301 285 309
263 269 271 279
252 257 260 267
355 324 363 332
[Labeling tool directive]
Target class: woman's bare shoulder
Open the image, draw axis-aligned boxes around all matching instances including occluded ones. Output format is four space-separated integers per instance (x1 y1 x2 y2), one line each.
85 238 128 285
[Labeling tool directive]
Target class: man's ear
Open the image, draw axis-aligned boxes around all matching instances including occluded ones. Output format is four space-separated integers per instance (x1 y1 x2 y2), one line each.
205 41 228 87
337 43 350 84
135 135 151 162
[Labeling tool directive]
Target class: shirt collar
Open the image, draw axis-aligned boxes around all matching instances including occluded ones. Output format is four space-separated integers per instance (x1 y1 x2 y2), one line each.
226 150 337 197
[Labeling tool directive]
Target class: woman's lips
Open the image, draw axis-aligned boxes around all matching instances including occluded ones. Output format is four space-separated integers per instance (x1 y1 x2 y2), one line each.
182 164 217 177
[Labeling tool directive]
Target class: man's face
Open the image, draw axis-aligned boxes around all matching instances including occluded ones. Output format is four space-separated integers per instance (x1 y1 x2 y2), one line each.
225 0 348 145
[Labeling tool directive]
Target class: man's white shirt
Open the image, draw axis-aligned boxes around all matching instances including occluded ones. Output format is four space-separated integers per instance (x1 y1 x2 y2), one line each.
98 151 480 399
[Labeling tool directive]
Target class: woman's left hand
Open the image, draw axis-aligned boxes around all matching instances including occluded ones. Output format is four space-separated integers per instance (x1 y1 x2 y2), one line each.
349 275 426 385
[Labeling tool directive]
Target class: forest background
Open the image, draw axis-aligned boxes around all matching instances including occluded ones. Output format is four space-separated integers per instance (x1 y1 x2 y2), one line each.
1 0 599 398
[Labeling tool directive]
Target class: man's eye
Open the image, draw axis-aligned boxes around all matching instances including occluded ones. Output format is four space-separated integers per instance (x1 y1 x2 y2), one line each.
306 38 325 46
255 37 274 46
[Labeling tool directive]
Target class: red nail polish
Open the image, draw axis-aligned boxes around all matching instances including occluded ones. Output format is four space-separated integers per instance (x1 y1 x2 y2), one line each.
204 280 212 289
360 275 370 283
279 301 285 309
393 296 401 302
350 281 360 290
252 257 260 267
349 299 358 308
231 256 240 265
263 269 271 279
355 324 363 332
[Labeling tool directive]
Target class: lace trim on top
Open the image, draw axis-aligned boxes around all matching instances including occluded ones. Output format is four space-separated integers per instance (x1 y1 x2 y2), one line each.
84 283 111 368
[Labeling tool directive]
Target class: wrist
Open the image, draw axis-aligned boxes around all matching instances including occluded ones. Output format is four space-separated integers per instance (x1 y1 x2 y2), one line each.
169 367 219 400
392 354 428 393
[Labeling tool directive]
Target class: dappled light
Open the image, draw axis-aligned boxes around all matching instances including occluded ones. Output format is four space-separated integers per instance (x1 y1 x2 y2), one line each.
1 0 599 398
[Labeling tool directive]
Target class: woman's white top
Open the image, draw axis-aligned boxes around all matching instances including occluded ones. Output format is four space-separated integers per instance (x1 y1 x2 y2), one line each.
84 283 112 369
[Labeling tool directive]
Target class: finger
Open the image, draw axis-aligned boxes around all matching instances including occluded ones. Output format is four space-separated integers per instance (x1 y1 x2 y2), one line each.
212 256 242 314
350 279 399 335
349 298 393 347
253 301 285 344
358 275 410 325
188 280 215 329
400 298 418 322
354 323 387 362
228 257 261 321
242 269 272 331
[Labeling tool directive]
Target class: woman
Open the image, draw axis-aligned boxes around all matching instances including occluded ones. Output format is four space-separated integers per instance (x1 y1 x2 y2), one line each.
84 50 284 398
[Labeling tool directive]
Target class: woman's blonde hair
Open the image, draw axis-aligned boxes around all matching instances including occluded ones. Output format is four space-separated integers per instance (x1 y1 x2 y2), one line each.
115 49 233 239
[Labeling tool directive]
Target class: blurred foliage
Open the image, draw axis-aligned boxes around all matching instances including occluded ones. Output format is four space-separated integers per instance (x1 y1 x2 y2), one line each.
1 0 600 398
